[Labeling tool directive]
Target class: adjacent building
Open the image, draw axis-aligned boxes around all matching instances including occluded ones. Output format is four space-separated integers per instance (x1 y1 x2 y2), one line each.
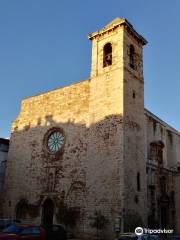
0 138 9 216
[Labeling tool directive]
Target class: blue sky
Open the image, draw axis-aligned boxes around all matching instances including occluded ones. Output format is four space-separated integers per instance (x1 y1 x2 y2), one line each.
0 0 180 138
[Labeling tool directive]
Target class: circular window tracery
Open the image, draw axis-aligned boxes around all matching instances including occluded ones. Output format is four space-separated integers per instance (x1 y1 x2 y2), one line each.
45 129 65 154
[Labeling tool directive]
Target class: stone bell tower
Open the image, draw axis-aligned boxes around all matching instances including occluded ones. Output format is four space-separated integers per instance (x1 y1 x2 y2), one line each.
88 18 148 231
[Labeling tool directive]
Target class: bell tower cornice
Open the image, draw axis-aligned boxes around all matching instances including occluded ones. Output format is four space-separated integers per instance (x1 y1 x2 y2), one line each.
88 18 147 45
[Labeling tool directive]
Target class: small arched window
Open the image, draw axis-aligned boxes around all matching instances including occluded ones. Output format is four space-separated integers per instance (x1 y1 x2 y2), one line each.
129 44 135 69
103 43 112 67
137 172 141 191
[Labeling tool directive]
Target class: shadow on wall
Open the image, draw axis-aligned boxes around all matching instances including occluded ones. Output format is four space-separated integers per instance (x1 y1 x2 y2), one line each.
1 113 143 237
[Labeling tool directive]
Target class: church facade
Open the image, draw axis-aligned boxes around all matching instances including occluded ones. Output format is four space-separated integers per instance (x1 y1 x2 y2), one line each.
2 18 180 238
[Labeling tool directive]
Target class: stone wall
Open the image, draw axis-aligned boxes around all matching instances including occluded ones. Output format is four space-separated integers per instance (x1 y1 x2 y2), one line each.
3 18 149 238
4 72 124 238
123 27 147 227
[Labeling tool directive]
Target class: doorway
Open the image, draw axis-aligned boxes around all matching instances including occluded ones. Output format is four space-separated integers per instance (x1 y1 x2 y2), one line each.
16 200 29 220
160 207 167 228
42 198 54 225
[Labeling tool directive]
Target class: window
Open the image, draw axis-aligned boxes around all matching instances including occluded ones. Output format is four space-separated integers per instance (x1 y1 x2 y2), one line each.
160 176 166 195
133 90 136 99
44 128 65 154
103 43 112 67
149 141 164 164
129 44 135 69
137 172 141 191
170 191 175 205
47 131 64 153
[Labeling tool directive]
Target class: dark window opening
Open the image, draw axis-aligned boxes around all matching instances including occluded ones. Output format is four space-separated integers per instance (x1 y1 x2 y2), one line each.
103 43 112 67
129 45 135 69
150 188 155 198
170 191 175 205
133 90 136 99
134 195 139 204
160 176 166 196
137 172 141 191
149 141 164 164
